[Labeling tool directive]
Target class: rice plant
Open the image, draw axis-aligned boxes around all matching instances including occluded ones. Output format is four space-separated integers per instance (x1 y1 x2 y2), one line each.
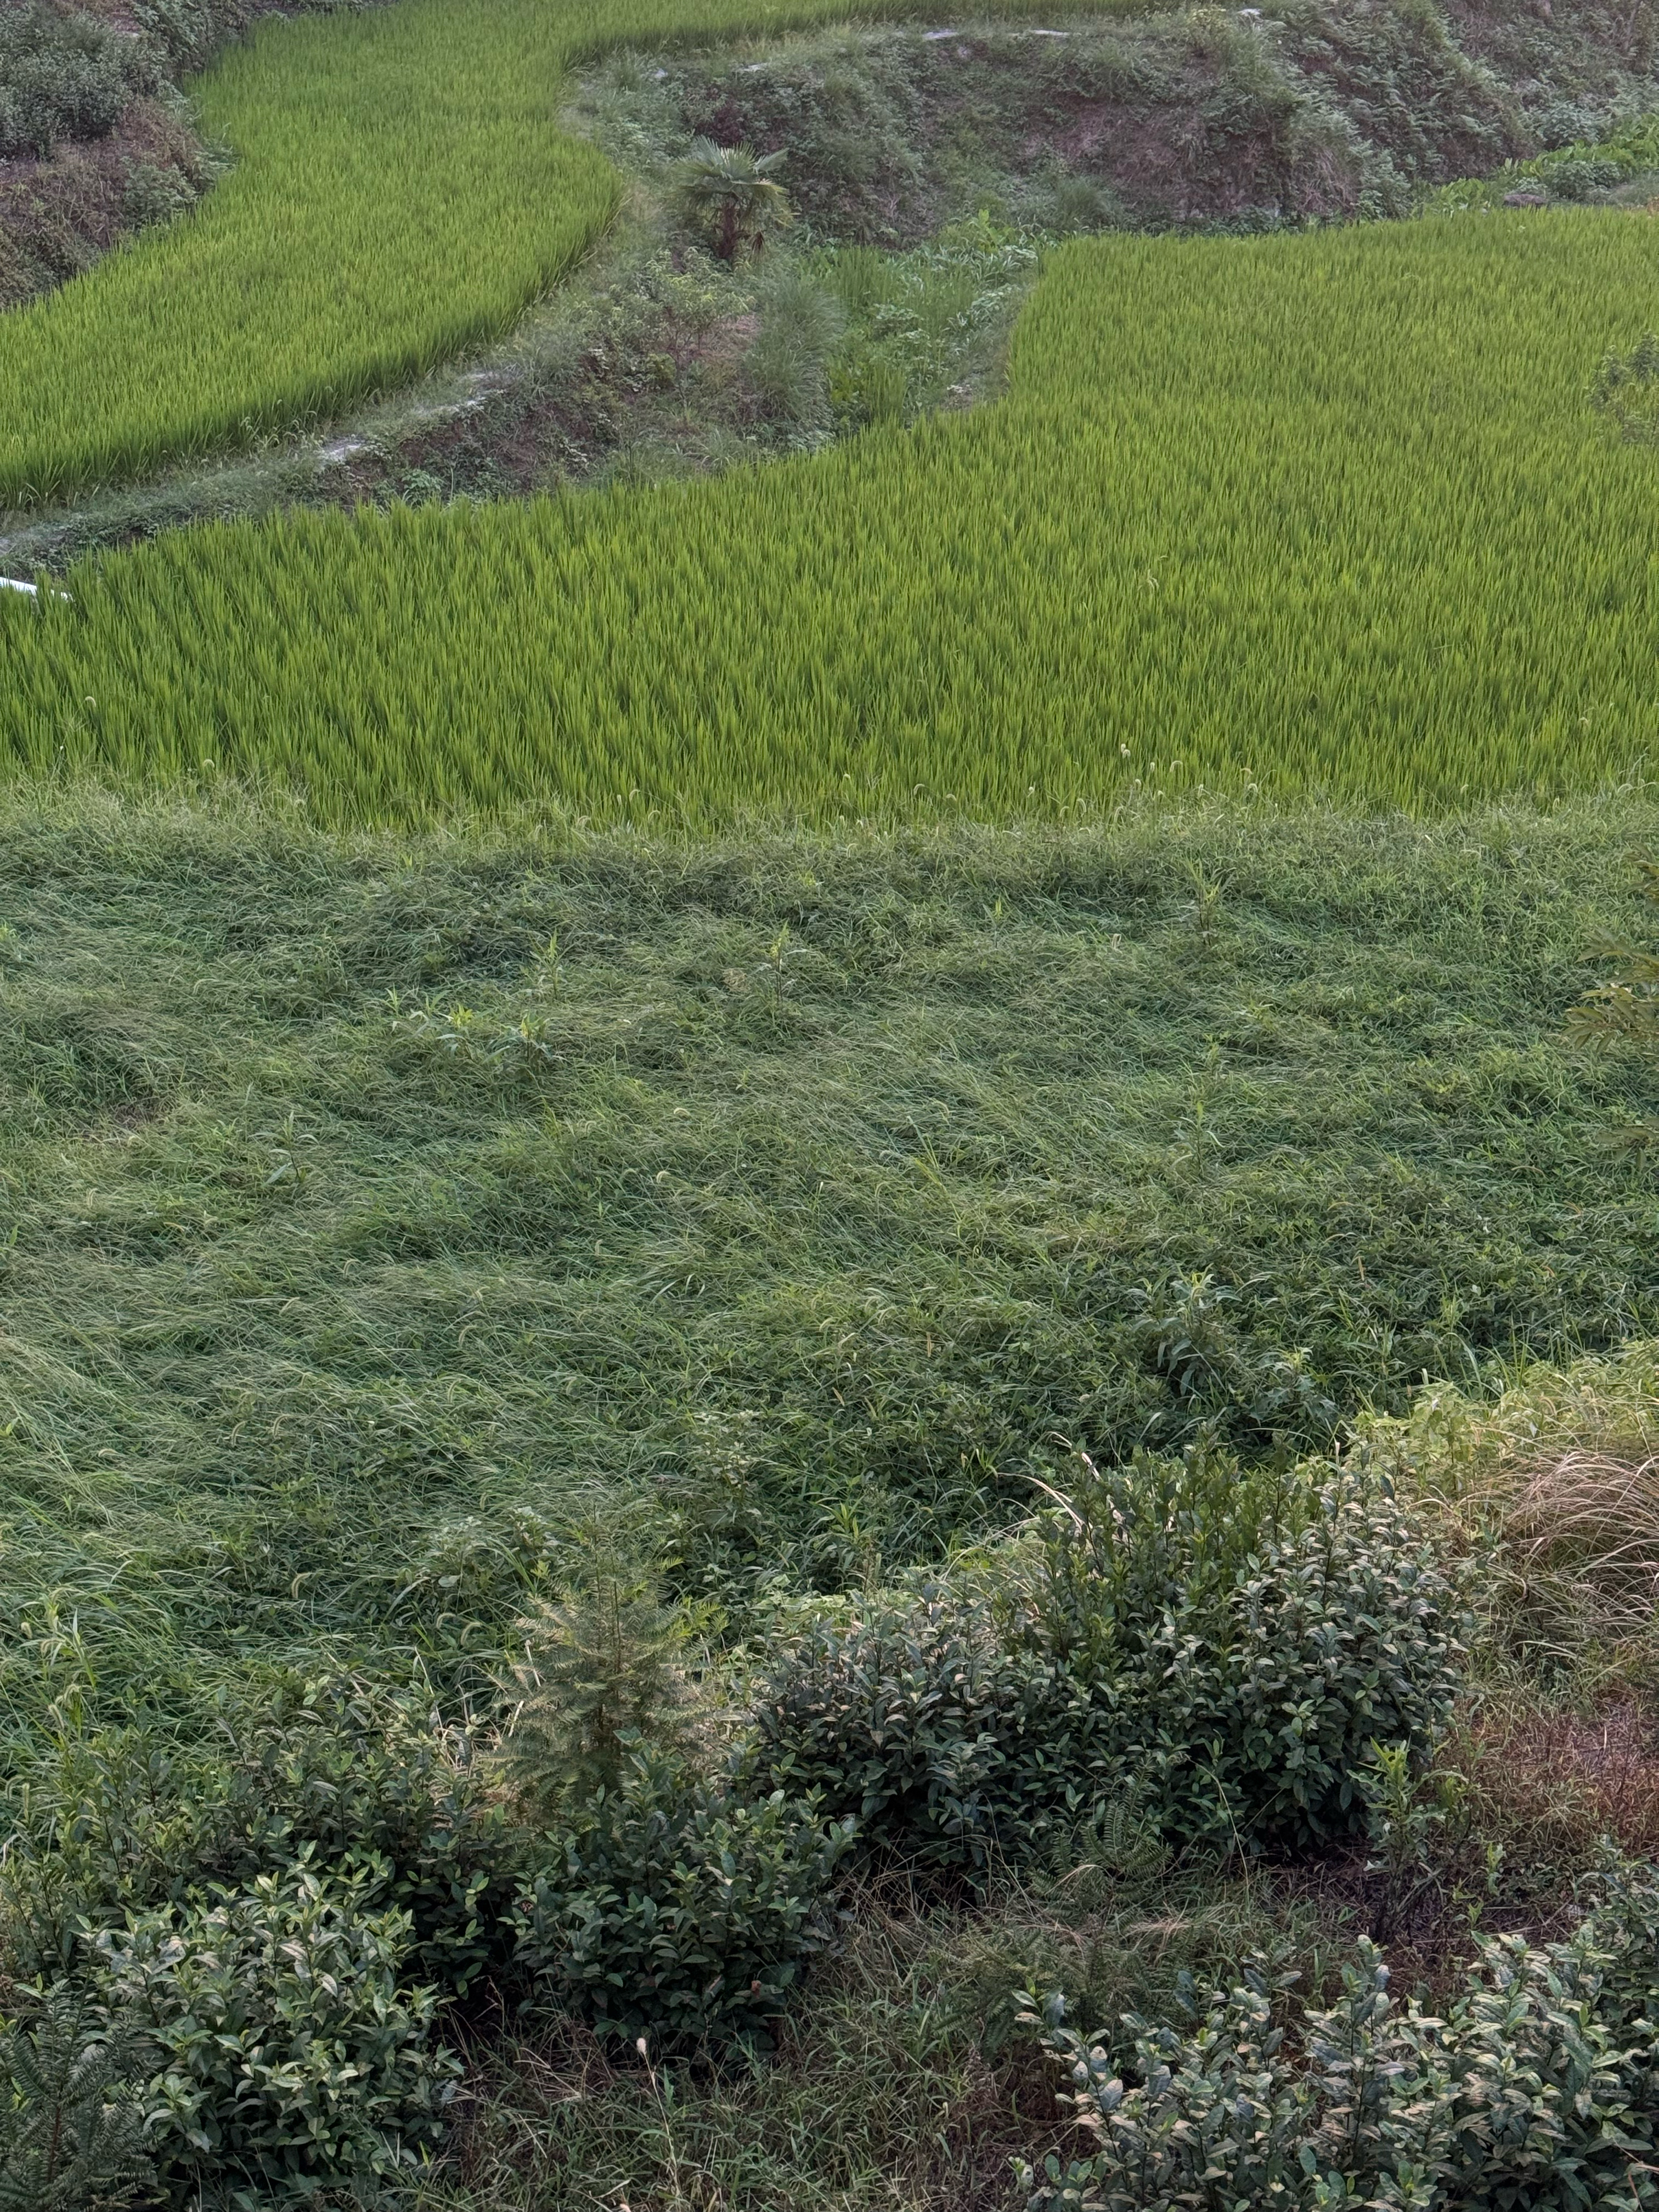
6 209 1659 821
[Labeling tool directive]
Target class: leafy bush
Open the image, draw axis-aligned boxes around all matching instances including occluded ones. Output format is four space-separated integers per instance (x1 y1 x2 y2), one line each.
121 159 198 234
510 1751 854 2047
0 1985 150 2211
1590 332 1659 444
0 4 138 159
745 1585 1116 1874
0 1679 518 2001
131 0 249 77
1022 1854 1659 2212
1031 1452 1464 1848
207 1674 520 1996
88 1859 459 2206
748 1454 1463 1869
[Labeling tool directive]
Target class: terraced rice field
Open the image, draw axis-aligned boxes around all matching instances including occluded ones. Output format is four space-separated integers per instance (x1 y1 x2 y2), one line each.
0 0 1126 506
4 208 1659 821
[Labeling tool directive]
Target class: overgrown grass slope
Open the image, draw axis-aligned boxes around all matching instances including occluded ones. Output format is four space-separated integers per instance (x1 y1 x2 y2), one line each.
1 793 1655 1756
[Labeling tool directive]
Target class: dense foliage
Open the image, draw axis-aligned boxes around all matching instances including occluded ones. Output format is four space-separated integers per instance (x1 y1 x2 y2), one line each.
510 1752 855 2045
749 1455 1462 1866
7 211 1659 816
88 1864 459 2203
1025 1857 1659 2212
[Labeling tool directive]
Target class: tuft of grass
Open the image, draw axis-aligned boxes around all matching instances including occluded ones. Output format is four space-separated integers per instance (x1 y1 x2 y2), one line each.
1364 1344 1659 1670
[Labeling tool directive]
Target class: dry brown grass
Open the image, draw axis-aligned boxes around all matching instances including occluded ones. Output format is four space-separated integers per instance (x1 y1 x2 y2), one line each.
1361 1352 1659 1668
1495 1448 1659 1651
1466 1698 1659 1865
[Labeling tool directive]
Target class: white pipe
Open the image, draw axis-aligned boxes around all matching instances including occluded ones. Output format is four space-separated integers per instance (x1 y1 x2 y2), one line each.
1 577 38 595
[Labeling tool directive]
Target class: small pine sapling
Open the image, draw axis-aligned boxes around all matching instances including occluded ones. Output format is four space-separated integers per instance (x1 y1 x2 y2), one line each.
500 1544 703 1822
0 1984 150 2211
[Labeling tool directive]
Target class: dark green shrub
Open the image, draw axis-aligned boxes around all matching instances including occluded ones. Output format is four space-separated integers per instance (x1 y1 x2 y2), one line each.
0 1681 518 2000
1031 1452 1463 1847
0 5 137 159
1023 1855 1659 2212
510 1751 854 2048
748 1454 1462 1869
88 1859 459 2207
744 1587 1116 1874
0 1985 150 2211
1545 155 1623 200
131 0 249 76
121 159 196 233
209 1674 519 1995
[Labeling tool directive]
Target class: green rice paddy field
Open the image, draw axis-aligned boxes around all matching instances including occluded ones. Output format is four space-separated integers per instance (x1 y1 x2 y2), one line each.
7 208 1659 822
0 0 1125 507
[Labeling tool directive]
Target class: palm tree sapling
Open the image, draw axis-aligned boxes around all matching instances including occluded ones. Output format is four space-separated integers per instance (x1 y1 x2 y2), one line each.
669 138 793 262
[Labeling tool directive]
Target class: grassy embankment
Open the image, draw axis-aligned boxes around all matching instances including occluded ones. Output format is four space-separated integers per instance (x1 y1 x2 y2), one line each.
3 790 1653 1738
2 790 1657 2208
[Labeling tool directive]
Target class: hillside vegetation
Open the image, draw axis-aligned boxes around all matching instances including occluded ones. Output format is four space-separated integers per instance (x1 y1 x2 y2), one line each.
8 4 1659 2207
4 0 1659 506
1 791 1651 1719
1 792 1657 2209
0 0 1148 506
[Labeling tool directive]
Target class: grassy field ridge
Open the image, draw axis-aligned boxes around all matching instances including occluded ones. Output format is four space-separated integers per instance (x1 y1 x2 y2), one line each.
2 790 1654 1757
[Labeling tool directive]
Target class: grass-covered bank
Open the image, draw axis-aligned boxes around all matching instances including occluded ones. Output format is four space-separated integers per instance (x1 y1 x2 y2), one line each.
5 789 1659 2208
2 788 1655 1736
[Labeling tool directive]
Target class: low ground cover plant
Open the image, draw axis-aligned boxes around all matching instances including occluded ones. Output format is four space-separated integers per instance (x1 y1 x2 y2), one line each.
509 1751 856 2046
